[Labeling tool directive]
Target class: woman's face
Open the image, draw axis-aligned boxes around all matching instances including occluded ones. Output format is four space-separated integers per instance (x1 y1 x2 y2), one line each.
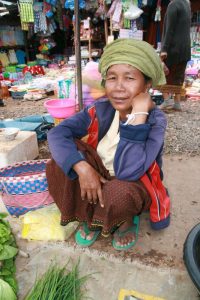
105 64 148 116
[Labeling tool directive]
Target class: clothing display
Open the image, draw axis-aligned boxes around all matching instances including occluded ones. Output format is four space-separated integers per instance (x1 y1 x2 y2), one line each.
191 10 200 46
0 52 10 67
8 50 18 65
33 2 47 33
16 49 26 65
0 49 26 67
0 0 198 105
0 26 24 47
19 0 34 23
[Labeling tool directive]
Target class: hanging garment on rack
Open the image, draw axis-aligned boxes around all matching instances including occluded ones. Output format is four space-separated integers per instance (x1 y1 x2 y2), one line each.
33 2 47 33
56 1 64 30
0 52 10 67
8 50 18 64
19 0 34 23
21 23 29 31
1 27 12 46
16 49 26 65
154 0 161 22
7 30 16 46
0 26 23 46
15 27 25 46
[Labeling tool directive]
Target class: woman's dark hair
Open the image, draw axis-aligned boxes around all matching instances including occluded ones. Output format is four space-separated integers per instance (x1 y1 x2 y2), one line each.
143 73 152 83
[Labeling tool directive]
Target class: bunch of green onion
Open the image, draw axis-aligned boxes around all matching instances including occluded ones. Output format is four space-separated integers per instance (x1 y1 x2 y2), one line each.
24 261 90 300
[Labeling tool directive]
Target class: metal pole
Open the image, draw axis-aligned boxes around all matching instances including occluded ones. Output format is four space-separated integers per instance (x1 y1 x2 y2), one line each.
74 0 83 110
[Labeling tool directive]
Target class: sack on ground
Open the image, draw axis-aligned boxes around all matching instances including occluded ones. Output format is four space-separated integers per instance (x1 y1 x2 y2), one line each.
20 204 78 241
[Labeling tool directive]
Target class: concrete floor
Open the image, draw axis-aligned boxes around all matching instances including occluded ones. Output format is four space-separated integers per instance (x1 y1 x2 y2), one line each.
1 154 200 300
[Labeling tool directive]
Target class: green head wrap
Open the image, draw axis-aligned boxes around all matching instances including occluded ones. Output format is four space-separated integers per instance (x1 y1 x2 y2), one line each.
99 38 166 87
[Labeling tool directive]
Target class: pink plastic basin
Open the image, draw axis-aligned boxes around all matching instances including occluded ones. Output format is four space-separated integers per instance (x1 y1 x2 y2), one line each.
44 98 76 118
185 68 198 75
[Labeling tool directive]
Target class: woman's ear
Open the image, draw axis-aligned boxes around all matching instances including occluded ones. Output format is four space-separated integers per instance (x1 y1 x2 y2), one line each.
145 81 152 92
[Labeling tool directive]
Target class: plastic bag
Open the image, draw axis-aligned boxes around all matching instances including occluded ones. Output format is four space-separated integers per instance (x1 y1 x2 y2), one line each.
20 204 79 241
124 2 143 20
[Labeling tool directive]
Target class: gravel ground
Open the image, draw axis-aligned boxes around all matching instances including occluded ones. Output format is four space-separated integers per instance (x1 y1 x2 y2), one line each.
164 100 200 156
0 97 200 157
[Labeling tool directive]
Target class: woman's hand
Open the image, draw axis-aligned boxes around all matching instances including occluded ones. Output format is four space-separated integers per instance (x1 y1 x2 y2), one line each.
127 92 154 125
73 161 107 207
131 92 154 113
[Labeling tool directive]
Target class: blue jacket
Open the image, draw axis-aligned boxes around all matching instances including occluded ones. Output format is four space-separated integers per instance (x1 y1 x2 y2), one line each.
48 98 170 230
48 98 167 181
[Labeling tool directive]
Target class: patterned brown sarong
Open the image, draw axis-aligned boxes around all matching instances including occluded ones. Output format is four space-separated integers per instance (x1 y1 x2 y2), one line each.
157 62 187 95
46 140 151 236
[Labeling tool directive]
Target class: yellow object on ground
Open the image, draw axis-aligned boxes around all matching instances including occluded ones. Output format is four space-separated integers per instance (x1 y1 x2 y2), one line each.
20 204 79 241
118 289 165 300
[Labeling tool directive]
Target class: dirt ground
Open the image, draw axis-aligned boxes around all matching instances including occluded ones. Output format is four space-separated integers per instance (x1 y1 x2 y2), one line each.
1 97 200 299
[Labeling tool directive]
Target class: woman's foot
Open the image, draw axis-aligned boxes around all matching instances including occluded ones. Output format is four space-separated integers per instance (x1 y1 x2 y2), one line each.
112 216 139 251
75 222 101 247
79 225 98 241
159 98 174 110
173 102 182 111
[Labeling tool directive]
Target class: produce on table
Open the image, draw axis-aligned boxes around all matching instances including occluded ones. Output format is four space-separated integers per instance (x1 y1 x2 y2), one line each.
0 213 18 299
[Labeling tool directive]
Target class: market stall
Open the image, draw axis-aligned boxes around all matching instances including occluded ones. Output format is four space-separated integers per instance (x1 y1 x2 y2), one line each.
0 1 171 105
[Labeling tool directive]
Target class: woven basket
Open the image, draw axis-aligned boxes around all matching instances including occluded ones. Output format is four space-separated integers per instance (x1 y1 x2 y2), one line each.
3 192 53 216
0 160 54 216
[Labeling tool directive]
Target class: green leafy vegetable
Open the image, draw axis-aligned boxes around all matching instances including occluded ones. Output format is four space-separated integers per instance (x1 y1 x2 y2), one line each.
0 278 17 300
24 261 90 300
0 223 11 244
0 213 9 220
2 275 18 294
0 245 18 260
0 213 18 297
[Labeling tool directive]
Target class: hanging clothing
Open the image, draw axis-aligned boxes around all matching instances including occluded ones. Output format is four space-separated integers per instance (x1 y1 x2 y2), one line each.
0 52 9 67
16 49 26 65
19 0 34 23
33 2 47 33
8 50 18 64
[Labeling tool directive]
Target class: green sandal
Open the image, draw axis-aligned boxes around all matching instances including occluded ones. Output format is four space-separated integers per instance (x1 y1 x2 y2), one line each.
112 216 140 251
75 222 101 247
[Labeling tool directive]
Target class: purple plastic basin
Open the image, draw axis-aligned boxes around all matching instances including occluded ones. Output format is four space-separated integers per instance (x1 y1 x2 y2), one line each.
44 99 76 118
